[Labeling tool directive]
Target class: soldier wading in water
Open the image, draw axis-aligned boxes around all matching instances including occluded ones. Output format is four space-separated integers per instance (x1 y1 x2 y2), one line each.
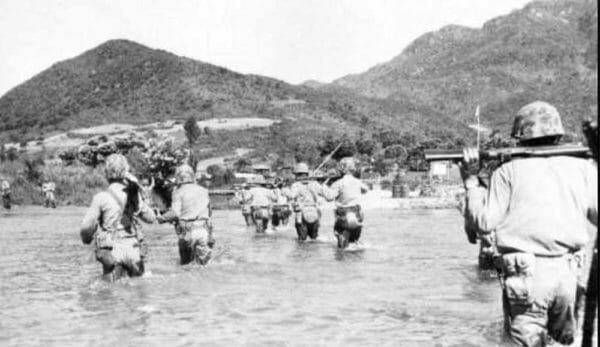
321 157 369 249
157 165 214 265
289 163 322 241
80 154 155 281
234 183 253 226
271 177 292 228
246 176 276 233
459 101 597 346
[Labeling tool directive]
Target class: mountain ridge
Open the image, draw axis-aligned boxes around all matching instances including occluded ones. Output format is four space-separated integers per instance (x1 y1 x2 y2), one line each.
333 0 597 138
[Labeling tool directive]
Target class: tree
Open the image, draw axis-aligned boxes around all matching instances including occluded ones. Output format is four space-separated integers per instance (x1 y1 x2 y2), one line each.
184 116 202 145
206 164 235 187
234 158 252 172
6 147 18 161
356 136 376 156
319 134 356 161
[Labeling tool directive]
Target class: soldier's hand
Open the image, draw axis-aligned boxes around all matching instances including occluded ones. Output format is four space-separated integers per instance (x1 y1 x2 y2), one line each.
458 147 480 186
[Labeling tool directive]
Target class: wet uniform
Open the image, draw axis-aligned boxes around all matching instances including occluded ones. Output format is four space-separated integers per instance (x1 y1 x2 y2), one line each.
289 180 323 240
235 188 252 226
464 157 597 346
161 183 213 265
248 186 276 233
271 186 292 227
80 182 155 280
322 174 369 248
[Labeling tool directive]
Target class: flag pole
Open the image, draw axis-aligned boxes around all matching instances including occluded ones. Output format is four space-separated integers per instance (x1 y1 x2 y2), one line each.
475 105 481 150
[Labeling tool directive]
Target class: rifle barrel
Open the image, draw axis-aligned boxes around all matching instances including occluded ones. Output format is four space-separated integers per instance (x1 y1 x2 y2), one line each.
424 145 591 162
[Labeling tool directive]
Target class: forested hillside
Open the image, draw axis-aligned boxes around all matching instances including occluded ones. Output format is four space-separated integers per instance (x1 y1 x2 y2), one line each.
334 0 598 139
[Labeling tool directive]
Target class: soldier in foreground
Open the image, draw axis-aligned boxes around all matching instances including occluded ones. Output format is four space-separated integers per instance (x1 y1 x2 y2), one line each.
157 165 213 265
41 178 57 208
1 177 10 209
458 101 597 346
321 157 369 249
289 163 322 241
247 176 276 233
80 154 156 281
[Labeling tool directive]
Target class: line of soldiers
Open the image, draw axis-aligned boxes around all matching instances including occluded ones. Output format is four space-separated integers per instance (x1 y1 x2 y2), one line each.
78 154 370 281
73 100 597 345
0 177 57 210
235 158 369 248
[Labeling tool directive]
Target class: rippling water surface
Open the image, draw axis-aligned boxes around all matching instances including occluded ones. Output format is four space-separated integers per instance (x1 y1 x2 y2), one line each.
1 206 514 346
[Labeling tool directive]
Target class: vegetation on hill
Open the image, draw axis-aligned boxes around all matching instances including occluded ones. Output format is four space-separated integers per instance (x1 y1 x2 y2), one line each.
1 0 596 208
0 39 468 148
334 0 598 140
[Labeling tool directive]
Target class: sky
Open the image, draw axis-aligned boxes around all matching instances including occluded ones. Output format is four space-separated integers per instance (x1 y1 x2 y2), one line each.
0 0 531 96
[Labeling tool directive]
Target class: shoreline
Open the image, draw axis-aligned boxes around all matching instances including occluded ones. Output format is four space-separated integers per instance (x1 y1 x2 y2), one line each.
1 197 459 212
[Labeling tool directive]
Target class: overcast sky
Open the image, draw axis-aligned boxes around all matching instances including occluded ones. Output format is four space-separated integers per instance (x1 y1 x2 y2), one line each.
0 0 531 96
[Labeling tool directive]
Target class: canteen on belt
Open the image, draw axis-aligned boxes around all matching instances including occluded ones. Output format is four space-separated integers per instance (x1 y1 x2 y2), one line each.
301 206 319 224
345 211 361 229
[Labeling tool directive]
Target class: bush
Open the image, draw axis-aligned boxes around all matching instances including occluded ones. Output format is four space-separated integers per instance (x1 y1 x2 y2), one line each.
184 116 202 144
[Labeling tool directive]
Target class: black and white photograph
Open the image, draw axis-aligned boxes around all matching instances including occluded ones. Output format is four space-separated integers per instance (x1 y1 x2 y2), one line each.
0 0 597 346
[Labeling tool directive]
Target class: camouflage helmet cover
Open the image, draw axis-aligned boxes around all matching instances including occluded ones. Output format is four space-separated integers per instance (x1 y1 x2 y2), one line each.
338 157 356 174
511 101 564 141
175 164 195 184
104 154 130 180
293 162 310 174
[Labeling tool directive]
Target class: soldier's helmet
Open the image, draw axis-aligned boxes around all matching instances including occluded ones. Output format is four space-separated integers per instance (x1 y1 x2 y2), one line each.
104 154 130 180
338 157 356 174
175 165 195 184
293 162 310 174
511 101 564 141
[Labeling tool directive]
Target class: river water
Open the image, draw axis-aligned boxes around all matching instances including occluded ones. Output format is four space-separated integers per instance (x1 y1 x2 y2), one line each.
0 206 554 346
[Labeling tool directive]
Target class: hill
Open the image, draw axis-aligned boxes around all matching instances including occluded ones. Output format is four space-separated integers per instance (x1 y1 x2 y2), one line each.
0 39 467 150
334 0 598 139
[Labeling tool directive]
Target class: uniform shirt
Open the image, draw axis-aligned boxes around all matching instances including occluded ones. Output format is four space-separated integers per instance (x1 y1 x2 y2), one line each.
289 181 321 205
273 187 291 205
42 182 56 193
464 157 597 256
80 182 155 238
163 183 210 221
322 174 369 208
248 186 276 207
235 189 252 206
1 180 9 193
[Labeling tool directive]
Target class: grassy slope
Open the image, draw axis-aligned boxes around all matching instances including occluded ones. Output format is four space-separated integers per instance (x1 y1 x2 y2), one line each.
0 39 469 151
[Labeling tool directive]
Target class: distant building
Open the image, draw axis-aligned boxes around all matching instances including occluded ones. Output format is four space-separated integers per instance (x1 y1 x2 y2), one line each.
428 161 461 182
429 161 450 180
